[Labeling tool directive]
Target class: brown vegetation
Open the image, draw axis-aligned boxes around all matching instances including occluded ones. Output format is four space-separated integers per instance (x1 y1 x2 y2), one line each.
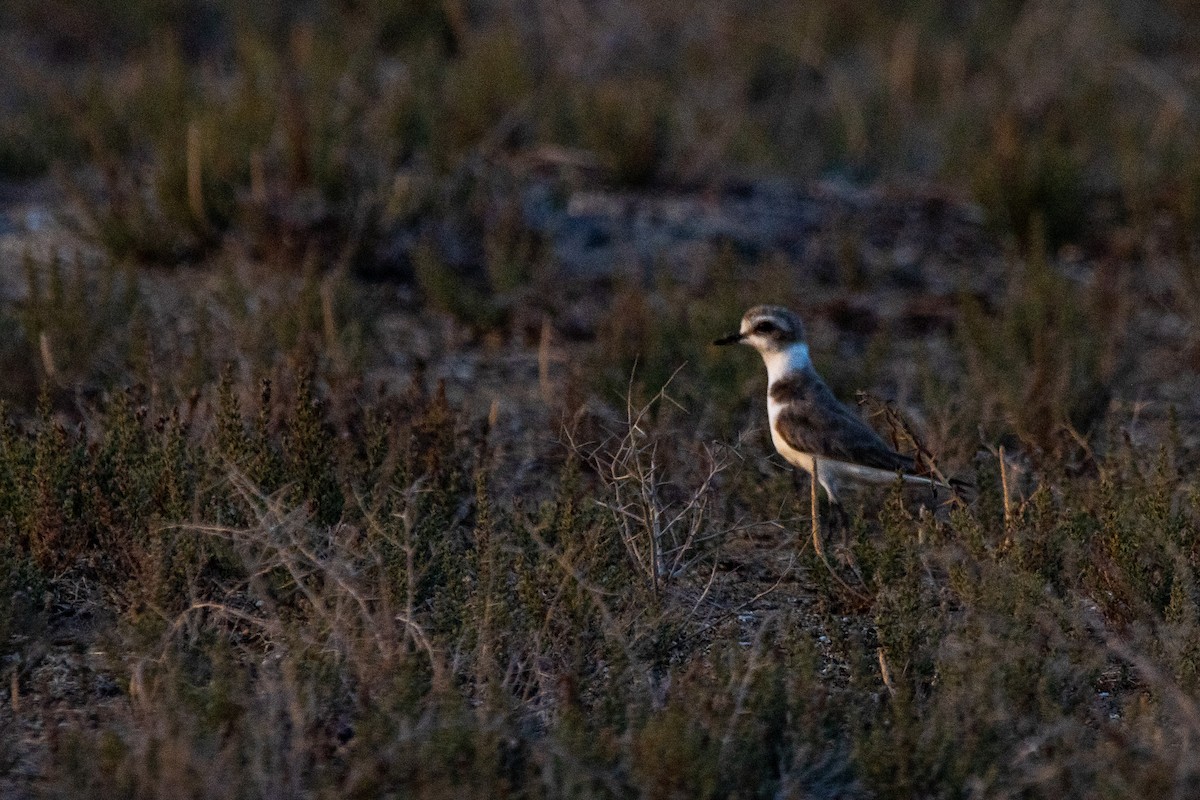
2 1 1200 797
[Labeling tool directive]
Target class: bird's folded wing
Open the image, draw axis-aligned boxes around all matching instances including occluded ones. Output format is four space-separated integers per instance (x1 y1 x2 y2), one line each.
773 380 915 472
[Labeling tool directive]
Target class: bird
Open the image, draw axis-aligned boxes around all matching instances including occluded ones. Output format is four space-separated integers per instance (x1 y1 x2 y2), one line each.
714 305 957 505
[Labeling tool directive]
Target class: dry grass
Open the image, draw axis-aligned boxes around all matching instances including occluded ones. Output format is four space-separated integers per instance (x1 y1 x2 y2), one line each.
2 1 1200 798
0 359 1195 798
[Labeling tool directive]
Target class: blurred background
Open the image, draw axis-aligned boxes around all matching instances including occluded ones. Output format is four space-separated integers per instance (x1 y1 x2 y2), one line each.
2 0 1198 270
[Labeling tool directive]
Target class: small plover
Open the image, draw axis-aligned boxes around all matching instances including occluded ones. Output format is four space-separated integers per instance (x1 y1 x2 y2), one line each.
715 305 954 504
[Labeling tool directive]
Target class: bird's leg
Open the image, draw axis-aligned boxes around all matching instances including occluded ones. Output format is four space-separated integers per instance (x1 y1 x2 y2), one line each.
808 463 824 560
810 460 850 549
805 460 847 559
797 461 870 600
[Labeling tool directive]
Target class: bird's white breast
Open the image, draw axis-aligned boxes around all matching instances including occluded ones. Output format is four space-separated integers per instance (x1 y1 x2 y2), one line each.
763 341 815 471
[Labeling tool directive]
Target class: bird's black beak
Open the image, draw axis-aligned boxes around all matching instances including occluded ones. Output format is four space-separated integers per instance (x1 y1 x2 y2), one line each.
713 331 745 346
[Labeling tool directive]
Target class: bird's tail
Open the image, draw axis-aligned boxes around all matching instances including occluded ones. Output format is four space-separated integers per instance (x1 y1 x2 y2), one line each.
901 471 974 502
935 474 975 501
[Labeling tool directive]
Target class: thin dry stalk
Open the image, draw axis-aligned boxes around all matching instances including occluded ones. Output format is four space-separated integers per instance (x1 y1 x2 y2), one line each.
186 121 207 227
539 318 554 405
877 646 896 696
811 460 822 559
38 331 57 380
378 489 450 687
865 393 967 506
320 278 339 351
163 469 448 689
576 368 730 596
999 445 1013 543
525 522 642 668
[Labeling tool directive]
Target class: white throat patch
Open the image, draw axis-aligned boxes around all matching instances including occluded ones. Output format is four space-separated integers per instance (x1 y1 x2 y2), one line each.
762 342 811 384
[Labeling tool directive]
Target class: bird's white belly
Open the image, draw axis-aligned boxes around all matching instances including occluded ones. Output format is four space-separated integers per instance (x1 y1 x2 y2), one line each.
770 421 815 473
767 397 815 474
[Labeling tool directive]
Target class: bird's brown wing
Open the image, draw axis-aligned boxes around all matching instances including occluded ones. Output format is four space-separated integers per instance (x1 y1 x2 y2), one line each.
770 374 914 472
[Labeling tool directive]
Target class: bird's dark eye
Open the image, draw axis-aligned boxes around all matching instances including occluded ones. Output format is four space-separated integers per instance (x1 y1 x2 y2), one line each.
753 321 777 335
